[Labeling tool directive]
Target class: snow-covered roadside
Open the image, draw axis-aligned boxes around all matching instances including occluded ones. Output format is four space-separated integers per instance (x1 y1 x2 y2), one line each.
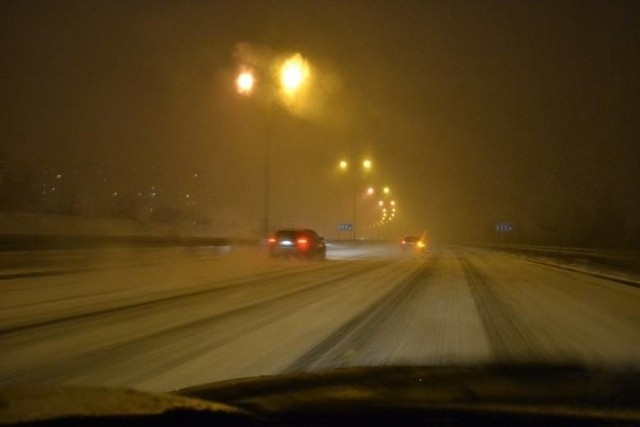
485 249 640 287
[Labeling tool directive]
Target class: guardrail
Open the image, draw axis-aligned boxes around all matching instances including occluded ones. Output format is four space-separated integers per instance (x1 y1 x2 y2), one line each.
472 243 640 273
0 234 262 252
325 239 390 246
0 234 393 252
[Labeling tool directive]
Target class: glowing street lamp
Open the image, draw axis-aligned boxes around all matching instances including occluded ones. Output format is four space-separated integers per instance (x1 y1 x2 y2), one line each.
362 159 372 170
383 186 390 195
390 200 396 206
236 71 254 94
378 200 384 207
367 187 374 195
339 160 348 170
280 53 309 96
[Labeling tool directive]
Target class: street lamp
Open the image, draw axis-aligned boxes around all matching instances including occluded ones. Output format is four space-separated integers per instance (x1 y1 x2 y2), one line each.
338 158 372 240
235 53 310 237
236 71 254 95
280 53 309 98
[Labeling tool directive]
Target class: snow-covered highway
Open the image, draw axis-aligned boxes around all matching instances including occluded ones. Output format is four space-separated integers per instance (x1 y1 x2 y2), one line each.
1 244 639 392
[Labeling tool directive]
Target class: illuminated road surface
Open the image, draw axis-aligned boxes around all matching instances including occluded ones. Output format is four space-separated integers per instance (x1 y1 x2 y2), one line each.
1 244 639 392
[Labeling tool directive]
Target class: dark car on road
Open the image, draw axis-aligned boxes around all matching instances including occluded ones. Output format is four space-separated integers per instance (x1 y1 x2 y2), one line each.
268 229 326 260
401 236 426 253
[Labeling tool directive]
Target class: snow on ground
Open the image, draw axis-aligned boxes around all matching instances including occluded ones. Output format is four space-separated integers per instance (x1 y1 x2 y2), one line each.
1 244 639 392
490 249 640 286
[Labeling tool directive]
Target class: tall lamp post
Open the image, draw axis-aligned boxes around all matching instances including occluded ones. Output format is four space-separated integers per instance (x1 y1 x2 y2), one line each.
339 158 372 240
235 54 309 237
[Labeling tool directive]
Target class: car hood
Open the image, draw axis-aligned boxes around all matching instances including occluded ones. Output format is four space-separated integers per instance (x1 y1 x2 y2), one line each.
2 364 640 425
179 364 640 417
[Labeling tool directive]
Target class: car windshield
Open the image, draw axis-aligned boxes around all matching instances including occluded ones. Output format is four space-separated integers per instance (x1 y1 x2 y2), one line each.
1 0 639 408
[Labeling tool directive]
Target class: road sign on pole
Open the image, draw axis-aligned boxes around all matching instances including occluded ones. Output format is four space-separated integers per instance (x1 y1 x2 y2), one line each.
337 223 353 232
495 223 514 233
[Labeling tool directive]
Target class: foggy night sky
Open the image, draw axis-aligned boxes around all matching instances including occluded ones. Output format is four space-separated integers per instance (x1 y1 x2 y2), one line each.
1 1 639 243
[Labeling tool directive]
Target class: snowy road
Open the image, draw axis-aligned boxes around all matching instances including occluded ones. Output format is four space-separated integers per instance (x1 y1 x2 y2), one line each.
1 244 639 392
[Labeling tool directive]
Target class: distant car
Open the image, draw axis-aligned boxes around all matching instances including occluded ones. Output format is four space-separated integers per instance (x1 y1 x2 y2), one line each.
401 236 426 253
268 229 326 260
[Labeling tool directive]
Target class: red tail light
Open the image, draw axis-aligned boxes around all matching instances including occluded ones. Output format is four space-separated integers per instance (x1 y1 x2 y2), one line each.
268 237 276 244
297 238 309 248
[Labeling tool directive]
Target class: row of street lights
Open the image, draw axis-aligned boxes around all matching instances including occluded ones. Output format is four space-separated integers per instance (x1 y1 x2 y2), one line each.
337 159 397 239
374 186 397 231
337 158 371 239
235 52 397 239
